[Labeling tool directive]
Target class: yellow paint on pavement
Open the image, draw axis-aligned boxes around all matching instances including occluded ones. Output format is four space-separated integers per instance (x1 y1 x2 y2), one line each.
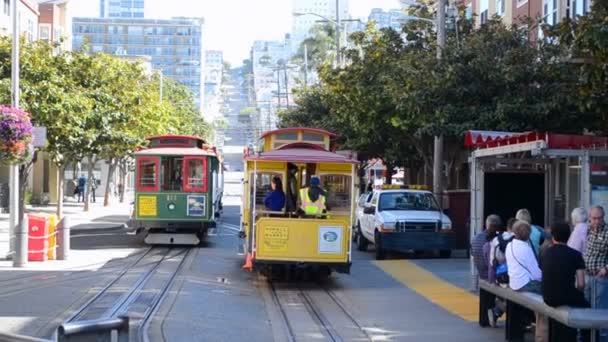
374 260 479 322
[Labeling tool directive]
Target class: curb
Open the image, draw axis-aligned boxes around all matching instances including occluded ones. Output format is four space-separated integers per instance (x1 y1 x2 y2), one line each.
70 223 132 235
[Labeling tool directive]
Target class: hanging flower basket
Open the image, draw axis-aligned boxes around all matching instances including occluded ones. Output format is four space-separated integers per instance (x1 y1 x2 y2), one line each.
0 106 33 165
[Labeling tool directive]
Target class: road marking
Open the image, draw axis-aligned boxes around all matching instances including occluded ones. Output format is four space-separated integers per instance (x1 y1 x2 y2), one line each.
374 260 479 322
219 224 241 232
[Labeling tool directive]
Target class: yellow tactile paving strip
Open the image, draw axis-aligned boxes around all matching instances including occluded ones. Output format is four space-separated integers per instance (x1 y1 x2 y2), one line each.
374 260 479 322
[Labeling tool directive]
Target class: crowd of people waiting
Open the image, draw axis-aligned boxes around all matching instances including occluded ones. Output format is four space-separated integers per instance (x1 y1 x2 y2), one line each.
472 207 608 341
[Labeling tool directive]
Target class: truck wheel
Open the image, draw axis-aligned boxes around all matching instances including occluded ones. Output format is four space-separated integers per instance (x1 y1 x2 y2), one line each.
439 250 452 258
356 224 368 251
375 231 386 260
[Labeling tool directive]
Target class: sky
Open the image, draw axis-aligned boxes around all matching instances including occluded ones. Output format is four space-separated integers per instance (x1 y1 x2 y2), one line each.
70 0 400 66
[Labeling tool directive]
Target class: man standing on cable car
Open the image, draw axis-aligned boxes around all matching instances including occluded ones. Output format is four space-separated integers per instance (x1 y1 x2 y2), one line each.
299 176 327 216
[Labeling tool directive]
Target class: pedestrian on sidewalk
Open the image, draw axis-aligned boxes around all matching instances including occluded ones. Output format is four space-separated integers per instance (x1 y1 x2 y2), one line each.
91 176 97 203
568 207 588 255
472 214 505 327
77 175 86 203
515 209 546 258
542 222 589 342
584 205 608 342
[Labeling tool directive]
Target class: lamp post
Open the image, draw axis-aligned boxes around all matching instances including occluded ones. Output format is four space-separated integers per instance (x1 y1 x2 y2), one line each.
399 5 447 204
153 69 163 101
9 0 28 268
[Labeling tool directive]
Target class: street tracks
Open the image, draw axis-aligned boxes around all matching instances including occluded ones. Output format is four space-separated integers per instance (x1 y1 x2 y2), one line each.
269 281 372 342
64 247 192 341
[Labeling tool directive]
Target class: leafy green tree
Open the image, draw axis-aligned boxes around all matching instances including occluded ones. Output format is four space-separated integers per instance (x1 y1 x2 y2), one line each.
549 1 608 133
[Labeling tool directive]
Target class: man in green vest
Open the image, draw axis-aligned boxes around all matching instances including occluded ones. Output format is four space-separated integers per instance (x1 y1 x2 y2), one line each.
299 176 327 216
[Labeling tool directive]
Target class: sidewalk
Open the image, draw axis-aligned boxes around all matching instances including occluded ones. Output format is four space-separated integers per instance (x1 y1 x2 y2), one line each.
0 191 133 260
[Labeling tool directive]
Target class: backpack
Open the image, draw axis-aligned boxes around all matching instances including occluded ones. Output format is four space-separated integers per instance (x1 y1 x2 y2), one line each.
494 234 514 285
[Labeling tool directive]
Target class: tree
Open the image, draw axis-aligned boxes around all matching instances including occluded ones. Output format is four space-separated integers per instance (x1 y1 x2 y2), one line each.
549 1 608 133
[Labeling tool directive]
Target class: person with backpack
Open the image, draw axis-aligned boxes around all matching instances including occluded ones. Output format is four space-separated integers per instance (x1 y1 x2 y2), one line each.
487 217 515 327
516 208 546 258
489 217 516 285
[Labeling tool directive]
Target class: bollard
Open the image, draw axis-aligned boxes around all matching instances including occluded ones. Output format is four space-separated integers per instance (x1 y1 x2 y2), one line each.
13 215 28 267
57 216 70 260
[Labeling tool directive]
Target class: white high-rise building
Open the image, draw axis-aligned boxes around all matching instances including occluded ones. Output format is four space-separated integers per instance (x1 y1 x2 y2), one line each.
99 0 145 18
291 0 349 53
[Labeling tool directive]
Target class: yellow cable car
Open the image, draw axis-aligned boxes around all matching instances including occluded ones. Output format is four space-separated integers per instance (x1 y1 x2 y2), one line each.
241 128 358 277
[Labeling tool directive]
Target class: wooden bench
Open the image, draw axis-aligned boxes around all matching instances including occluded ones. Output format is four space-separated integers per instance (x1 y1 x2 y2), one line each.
479 280 608 342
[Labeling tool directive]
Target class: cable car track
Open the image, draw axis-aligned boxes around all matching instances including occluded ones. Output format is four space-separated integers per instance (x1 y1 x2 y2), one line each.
269 281 371 342
0 248 154 298
64 247 192 341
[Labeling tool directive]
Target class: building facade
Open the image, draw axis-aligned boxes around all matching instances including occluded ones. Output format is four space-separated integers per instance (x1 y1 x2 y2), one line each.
72 16 205 110
368 8 407 30
99 0 144 18
468 0 592 32
38 0 71 51
204 50 223 122
0 0 39 42
251 35 294 135
291 0 349 53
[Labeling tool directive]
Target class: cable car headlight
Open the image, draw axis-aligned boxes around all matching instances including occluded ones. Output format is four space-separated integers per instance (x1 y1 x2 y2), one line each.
168 203 176 211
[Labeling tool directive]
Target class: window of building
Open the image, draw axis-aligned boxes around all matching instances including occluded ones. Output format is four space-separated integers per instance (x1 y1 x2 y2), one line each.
480 10 489 24
496 0 506 16
128 26 143 34
39 25 50 41
543 0 558 26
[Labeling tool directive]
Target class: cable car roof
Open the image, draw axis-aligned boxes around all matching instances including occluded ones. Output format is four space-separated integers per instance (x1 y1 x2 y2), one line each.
134 147 216 157
246 148 357 164
259 127 337 140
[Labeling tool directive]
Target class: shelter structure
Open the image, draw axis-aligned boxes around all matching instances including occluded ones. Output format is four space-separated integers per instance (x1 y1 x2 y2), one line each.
467 130 608 244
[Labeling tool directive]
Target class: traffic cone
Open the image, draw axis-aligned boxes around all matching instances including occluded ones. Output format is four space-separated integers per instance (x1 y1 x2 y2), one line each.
242 252 253 270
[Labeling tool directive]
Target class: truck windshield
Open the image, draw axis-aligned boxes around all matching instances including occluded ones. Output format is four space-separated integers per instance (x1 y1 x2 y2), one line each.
378 192 440 211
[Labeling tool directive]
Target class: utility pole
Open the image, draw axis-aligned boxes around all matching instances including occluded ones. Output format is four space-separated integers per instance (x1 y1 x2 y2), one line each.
284 67 290 108
10 0 26 267
303 44 308 90
335 0 341 67
433 0 446 205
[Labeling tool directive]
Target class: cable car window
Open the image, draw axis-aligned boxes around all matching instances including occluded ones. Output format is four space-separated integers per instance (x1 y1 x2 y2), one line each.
302 132 324 142
276 132 298 140
320 174 352 214
251 172 284 211
137 158 158 191
161 157 183 191
184 157 207 192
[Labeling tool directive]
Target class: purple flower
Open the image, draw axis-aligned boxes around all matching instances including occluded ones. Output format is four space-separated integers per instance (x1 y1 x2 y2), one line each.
0 105 33 164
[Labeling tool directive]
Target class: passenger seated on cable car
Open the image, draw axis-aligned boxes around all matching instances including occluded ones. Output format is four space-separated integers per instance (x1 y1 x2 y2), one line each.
264 176 285 211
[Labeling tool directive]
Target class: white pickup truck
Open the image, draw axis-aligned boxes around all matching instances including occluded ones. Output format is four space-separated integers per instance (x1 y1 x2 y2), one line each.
354 186 454 260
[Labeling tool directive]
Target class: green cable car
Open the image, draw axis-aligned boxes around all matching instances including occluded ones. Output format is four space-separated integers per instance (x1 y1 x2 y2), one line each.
131 135 224 245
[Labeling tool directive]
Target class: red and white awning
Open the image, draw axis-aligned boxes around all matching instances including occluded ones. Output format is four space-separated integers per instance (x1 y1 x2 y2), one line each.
464 130 519 147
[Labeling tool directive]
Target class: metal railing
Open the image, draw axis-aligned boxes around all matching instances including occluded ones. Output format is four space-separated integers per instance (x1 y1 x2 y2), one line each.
0 316 129 342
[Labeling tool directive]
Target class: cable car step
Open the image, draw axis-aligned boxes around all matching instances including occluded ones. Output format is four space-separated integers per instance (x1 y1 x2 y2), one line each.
144 233 200 245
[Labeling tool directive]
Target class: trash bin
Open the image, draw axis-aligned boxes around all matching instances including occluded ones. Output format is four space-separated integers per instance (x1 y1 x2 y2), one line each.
28 214 50 262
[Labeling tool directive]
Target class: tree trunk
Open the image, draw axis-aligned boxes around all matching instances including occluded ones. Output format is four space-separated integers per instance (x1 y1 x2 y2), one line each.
56 165 65 219
385 162 394 185
84 157 96 212
119 159 127 204
104 158 116 207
